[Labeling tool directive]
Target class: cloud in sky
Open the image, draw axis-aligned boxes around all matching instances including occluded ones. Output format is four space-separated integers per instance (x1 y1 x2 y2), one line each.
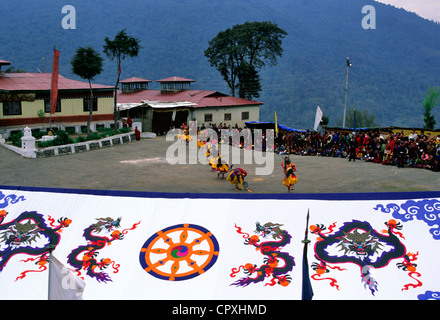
375 0 440 22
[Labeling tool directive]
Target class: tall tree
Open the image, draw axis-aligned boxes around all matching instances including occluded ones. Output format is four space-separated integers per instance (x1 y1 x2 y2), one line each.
344 107 376 128
205 21 287 100
422 87 439 130
103 29 141 127
320 115 329 127
71 46 103 137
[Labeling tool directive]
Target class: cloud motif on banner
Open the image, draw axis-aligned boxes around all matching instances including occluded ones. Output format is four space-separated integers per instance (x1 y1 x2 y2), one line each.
0 191 25 209
418 290 440 300
374 199 440 240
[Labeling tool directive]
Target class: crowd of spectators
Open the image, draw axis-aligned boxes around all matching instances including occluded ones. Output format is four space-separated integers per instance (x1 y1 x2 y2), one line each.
192 122 440 172
274 129 440 171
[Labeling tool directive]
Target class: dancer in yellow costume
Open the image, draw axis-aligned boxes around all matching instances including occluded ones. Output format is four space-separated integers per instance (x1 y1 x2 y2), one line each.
227 167 248 191
208 153 217 171
282 156 298 193
177 128 191 144
212 155 230 179
197 139 206 148
206 142 219 170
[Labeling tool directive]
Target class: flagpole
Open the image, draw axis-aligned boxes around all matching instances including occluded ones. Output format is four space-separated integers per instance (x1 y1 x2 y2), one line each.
49 45 60 135
343 57 351 128
354 109 357 135
47 243 56 300
49 45 55 134
301 209 314 300
302 209 310 244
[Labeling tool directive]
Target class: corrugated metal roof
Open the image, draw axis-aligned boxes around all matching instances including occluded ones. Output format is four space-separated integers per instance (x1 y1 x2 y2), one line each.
156 76 195 82
0 73 113 92
117 103 144 111
142 100 196 109
117 89 262 108
120 77 152 83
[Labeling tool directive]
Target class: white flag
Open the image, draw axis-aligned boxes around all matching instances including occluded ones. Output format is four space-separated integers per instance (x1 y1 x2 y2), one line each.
314 105 323 131
48 255 85 300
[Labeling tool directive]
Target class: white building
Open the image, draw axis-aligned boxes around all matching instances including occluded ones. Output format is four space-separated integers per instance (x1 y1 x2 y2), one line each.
117 76 262 134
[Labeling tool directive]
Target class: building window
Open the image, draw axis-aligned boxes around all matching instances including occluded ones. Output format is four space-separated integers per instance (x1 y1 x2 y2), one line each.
241 111 249 120
83 97 98 112
204 113 213 122
224 113 232 121
44 98 61 113
3 101 22 115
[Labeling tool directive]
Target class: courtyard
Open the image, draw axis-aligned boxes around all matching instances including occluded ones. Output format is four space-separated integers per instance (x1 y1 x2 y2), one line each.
1 135 439 195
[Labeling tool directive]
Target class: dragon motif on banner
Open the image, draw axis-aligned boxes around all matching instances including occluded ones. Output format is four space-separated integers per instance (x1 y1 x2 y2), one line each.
67 217 140 283
0 209 71 280
375 198 440 299
230 222 295 287
309 219 421 295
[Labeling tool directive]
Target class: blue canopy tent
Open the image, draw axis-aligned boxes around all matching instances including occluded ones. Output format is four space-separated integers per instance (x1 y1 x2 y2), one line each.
245 121 307 133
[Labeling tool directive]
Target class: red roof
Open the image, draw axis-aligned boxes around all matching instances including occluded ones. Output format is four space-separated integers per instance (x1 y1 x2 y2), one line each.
117 89 262 108
0 60 11 65
0 73 113 92
120 77 152 83
156 76 195 83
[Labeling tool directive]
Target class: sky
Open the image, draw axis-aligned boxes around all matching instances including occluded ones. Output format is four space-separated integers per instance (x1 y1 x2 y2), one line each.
375 0 440 22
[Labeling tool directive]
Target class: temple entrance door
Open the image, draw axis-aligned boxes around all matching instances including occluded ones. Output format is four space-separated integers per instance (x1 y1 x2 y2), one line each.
173 109 189 129
152 110 172 135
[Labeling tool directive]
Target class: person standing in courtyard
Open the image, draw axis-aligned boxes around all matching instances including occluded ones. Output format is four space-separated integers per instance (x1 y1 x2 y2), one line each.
127 116 133 128
282 156 298 193
348 136 357 162
134 126 141 141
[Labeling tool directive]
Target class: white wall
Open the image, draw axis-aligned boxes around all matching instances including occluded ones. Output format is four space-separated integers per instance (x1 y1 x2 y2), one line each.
193 105 259 129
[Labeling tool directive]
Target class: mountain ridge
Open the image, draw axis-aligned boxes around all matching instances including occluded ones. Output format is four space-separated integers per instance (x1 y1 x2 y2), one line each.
1 0 439 130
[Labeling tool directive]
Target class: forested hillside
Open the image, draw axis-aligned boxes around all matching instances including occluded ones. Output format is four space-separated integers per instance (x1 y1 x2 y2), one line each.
1 0 439 129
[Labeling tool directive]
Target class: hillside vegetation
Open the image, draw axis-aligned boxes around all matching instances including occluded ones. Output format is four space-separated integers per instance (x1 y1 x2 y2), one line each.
1 0 439 130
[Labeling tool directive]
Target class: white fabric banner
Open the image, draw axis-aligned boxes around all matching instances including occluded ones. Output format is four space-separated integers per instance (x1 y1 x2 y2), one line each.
314 105 323 131
48 254 85 300
1 187 439 300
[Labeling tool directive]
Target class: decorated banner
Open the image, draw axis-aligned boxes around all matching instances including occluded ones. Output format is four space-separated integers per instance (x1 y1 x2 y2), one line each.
1 186 439 300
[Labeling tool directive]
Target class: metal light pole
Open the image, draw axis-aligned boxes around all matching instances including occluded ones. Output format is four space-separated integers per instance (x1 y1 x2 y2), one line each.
343 57 352 128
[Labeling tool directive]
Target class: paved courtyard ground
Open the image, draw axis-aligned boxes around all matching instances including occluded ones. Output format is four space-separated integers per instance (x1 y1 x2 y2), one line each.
1 135 439 194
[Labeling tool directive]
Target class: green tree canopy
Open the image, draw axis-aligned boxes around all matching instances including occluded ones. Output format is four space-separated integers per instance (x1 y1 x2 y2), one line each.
422 87 439 130
204 21 287 100
344 107 377 129
103 29 141 125
71 46 103 136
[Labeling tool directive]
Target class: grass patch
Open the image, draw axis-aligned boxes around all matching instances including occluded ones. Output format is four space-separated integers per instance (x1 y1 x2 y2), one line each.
36 127 131 148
